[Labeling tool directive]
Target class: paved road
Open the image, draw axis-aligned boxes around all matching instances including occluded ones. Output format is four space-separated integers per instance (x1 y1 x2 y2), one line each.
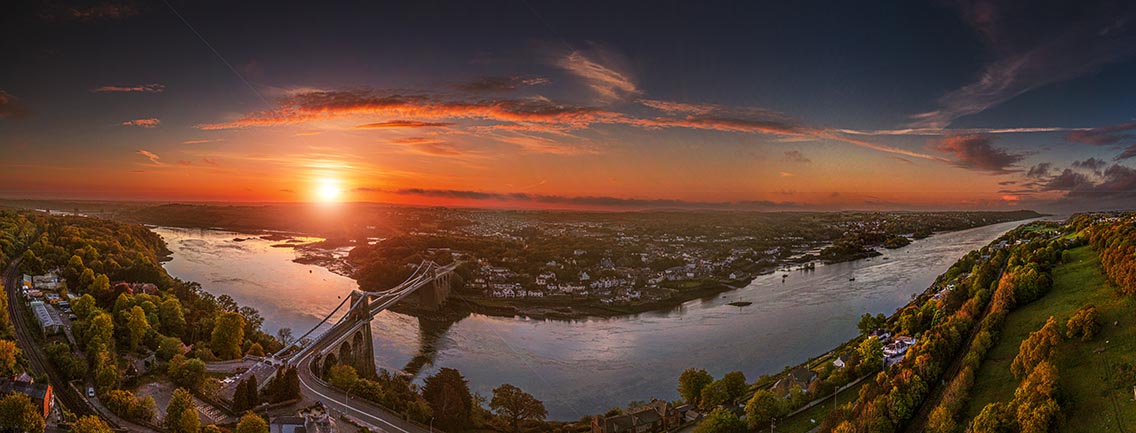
295 351 433 433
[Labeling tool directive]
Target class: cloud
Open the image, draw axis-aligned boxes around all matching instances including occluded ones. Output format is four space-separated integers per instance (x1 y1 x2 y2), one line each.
1026 162 1052 178
1067 121 1136 145
389 137 464 156
779 171 795 177
121 118 160 128
42 1 141 22
136 149 162 165
181 139 222 145
557 50 639 101
0 90 30 119
890 156 914 164
839 126 1083 136
197 88 950 161
930 134 1023 173
91 83 165 93
455 76 550 93
911 1 1136 128
783 150 811 163
1117 144 1136 161
197 91 622 130
354 120 455 129
639 99 717 115
1072 157 1109 175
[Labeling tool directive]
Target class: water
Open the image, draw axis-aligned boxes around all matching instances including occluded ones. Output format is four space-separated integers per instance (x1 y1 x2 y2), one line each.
153 219 1033 420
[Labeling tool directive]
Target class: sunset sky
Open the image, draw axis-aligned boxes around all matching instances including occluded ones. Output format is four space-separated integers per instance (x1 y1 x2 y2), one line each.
2 0 1136 211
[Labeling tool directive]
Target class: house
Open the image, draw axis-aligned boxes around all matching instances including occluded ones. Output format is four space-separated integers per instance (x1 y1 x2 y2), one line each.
833 356 846 369
771 367 818 397
0 379 53 419
592 400 685 433
269 416 306 433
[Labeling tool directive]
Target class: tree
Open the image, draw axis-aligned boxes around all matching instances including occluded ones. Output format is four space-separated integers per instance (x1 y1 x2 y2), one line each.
0 393 45 433
159 296 187 337
276 327 295 346
165 388 200 433
700 380 732 409
167 354 207 390
71 415 113 433
694 407 745 433
678 368 714 406
744 390 785 429
235 412 269 433
157 335 185 361
1066 305 1101 342
719 371 748 403
73 294 97 321
1011 317 1061 379
858 336 884 370
328 364 359 390
247 342 265 357
489 384 547 433
210 311 245 360
87 311 116 353
422 368 473 431
127 305 151 351
246 375 260 409
0 340 19 377
972 402 1015 433
232 380 250 413
858 313 887 335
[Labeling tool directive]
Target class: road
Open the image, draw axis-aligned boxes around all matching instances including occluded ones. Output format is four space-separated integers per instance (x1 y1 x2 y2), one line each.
295 351 433 433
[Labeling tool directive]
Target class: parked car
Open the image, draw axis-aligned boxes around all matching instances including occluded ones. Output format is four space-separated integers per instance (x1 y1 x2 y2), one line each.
87 387 95 398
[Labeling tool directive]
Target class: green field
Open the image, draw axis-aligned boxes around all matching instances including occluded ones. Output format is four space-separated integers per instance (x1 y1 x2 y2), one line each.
963 245 1136 431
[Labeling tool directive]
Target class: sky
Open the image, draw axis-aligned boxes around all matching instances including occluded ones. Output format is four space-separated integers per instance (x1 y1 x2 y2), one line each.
2 0 1136 212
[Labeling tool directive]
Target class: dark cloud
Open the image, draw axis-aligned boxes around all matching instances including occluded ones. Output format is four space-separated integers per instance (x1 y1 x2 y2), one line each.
91 83 165 93
1026 162 1052 178
783 150 811 163
1115 144 1136 161
1066 121 1136 145
455 76 549 93
1072 157 1109 170
355 120 455 129
930 134 1023 173
1041 168 1093 191
0 90 30 119
41 1 142 22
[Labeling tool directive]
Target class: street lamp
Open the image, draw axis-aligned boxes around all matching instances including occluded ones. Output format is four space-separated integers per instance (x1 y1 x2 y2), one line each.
429 416 434 432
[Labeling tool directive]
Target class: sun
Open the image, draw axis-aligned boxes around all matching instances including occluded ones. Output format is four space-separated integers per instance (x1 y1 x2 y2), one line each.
315 180 343 202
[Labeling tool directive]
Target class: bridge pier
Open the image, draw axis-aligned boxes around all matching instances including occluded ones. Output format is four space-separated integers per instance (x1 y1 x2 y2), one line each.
418 268 453 311
345 291 378 379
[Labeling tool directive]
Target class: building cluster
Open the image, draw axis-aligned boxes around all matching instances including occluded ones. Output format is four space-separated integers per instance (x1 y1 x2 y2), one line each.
0 377 53 420
591 400 700 433
868 330 917 367
20 270 74 336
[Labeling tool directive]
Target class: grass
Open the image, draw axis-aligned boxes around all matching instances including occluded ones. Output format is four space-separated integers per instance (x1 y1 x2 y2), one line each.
777 379 867 433
963 245 1136 432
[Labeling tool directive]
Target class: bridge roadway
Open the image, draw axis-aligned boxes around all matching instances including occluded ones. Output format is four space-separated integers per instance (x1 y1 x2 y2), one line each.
278 261 457 433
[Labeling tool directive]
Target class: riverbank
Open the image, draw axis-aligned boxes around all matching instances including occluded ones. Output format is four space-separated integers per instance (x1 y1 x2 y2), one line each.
392 277 754 321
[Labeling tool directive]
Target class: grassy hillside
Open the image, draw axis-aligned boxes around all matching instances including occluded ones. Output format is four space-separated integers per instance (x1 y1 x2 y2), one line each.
963 245 1136 431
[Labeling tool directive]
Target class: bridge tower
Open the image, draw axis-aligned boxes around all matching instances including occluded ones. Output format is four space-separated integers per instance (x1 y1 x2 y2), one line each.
343 290 378 379
418 267 453 311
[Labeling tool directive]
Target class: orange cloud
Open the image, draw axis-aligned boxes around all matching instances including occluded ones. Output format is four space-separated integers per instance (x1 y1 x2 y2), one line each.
136 149 162 165
121 118 160 128
557 50 639 101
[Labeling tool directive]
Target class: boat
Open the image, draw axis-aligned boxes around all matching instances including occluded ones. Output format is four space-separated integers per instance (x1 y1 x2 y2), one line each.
849 276 856 281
